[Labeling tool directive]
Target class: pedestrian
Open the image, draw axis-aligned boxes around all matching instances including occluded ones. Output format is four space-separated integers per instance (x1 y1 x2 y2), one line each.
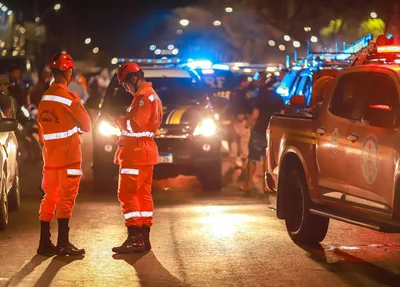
8 67 27 107
36 53 91 256
228 75 252 169
112 62 163 254
241 72 285 197
68 70 89 103
0 74 17 118
30 67 52 107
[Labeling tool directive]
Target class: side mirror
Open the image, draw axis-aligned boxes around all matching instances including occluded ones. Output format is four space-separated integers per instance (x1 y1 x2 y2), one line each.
290 95 306 107
0 119 19 132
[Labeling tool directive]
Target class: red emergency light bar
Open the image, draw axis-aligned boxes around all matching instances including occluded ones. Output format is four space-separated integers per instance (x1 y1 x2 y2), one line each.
377 45 400 53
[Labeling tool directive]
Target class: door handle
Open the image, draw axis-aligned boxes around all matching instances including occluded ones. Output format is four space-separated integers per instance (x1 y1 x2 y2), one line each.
347 134 359 142
316 128 326 136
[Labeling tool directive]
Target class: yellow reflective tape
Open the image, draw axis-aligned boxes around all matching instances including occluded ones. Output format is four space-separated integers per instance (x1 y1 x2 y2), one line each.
169 106 189 124
286 135 316 145
274 127 316 138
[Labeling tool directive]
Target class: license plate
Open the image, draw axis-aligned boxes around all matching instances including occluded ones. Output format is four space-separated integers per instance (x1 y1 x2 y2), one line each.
159 153 173 163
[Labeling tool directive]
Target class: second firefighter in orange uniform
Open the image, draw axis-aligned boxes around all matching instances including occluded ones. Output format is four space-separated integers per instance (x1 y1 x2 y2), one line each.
112 62 163 253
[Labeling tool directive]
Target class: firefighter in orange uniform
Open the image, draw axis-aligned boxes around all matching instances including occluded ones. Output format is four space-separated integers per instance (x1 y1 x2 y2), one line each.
112 63 162 253
37 53 91 256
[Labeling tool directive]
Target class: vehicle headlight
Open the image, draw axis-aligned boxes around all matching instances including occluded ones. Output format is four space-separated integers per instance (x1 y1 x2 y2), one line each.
99 120 121 136
193 118 217 137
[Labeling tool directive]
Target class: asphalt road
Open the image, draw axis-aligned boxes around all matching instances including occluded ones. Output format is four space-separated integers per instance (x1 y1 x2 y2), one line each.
1 134 400 287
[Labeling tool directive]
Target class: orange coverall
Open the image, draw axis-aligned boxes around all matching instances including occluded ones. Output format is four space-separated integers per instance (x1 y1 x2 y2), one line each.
38 83 91 222
114 82 163 227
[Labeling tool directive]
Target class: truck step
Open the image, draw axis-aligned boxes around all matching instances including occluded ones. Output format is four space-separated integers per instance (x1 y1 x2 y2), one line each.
310 208 381 231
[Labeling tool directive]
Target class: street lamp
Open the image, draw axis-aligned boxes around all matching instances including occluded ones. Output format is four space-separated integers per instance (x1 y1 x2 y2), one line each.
371 12 377 19
279 45 286 51
180 19 189 26
293 41 301 48
304 27 311 32
284 35 291 42
311 36 318 43
176 29 183 35
149 45 156 51
225 7 233 13
85 38 91 44
172 48 179 55
268 40 276 46
213 20 221 26
93 47 99 54
111 58 118 65
155 49 161 55
167 44 174 50
7 10 12 16
35 3 62 25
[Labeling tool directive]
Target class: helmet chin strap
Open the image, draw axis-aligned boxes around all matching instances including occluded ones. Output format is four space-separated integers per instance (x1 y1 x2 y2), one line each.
133 77 139 93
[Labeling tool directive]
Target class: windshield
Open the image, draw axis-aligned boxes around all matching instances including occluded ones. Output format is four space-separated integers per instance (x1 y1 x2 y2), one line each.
103 75 206 111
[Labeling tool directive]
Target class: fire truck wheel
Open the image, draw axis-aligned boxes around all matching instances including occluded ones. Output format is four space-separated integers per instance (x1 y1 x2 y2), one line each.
284 167 329 245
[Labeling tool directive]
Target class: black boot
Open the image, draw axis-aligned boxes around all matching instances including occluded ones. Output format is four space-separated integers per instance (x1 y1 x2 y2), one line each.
141 225 151 250
57 218 85 256
37 221 59 256
112 226 146 254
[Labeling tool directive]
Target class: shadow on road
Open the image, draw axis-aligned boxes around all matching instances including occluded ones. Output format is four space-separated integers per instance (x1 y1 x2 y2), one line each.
6 254 83 287
6 255 50 287
112 252 189 287
298 243 400 287
32 255 84 287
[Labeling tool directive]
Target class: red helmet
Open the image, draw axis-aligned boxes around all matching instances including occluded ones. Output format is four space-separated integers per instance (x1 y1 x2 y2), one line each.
49 53 75 71
117 62 142 84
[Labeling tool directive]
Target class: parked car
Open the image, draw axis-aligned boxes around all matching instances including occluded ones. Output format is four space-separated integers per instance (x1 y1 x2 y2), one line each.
0 116 20 230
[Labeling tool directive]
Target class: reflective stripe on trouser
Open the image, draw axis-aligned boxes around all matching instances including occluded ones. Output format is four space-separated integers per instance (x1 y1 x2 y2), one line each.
39 162 82 221
118 165 154 227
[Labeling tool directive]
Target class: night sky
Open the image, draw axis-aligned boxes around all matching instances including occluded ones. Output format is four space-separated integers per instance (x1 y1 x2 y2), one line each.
10 0 197 56
8 0 397 61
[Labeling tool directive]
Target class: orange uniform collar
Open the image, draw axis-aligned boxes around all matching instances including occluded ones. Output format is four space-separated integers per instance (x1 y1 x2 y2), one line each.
134 82 152 97
51 82 70 91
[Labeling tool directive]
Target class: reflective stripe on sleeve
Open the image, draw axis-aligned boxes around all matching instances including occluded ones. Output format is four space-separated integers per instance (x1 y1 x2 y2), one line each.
124 212 142 220
126 119 133 133
141 211 153 217
67 169 83 176
120 168 139 175
121 130 154 138
41 95 72 106
127 107 132 112
43 126 78 141
148 95 155 102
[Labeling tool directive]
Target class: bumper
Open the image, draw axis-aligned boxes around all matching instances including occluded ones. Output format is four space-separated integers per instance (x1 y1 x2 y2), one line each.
92 133 221 171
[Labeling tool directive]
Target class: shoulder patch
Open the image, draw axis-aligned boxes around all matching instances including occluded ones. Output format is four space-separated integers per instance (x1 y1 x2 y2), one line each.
149 95 155 102
139 100 145 107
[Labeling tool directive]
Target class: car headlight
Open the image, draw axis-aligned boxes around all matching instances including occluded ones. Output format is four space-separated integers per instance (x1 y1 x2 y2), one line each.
99 120 121 136
193 118 217 137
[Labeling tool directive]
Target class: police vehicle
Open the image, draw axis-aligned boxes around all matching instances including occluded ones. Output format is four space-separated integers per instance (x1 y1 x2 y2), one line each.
92 59 223 192
277 34 374 106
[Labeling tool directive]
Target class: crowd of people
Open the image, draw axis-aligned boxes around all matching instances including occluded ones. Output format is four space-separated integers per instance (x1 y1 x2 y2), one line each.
225 70 287 197
0 65 112 122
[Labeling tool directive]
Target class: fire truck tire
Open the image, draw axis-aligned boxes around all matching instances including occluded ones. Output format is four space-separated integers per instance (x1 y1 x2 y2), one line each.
284 167 329 245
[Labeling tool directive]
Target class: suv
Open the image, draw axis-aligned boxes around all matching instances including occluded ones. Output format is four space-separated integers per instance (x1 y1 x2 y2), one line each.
266 37 400 244
92 65 222 192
